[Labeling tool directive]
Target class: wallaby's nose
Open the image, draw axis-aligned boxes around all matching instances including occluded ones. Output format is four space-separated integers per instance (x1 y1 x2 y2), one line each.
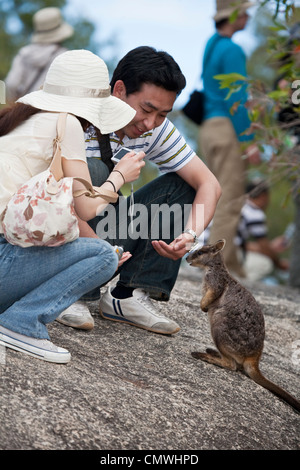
187 250 200 264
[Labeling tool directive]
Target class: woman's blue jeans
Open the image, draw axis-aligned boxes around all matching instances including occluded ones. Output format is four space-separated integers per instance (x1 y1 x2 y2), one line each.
86 158 196 301
0 237 118 339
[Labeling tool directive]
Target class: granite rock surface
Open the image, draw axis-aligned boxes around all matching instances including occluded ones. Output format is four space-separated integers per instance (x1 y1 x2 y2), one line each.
0 264 299 451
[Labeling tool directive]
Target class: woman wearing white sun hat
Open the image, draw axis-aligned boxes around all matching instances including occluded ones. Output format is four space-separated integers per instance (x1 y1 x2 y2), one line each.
0 49 145 364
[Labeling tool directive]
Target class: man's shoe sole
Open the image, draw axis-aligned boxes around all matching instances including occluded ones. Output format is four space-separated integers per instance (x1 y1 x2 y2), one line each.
99 309 180 335
56 318 94 330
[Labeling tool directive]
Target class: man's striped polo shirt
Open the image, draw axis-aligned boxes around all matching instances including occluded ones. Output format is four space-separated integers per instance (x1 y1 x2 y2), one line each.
85 118 196 173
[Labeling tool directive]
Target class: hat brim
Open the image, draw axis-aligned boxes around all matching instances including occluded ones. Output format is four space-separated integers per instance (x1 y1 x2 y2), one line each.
213 2 255 21
18 90 136 135
31 22 74 44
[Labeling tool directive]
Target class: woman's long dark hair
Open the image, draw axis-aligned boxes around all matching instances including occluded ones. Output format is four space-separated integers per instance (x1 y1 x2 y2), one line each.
0 102 91 137
0 103 42 136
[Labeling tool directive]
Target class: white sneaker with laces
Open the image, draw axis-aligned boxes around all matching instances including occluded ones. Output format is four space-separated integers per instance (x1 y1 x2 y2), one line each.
56 301 94 330
99 287 180 335
0 325 71 363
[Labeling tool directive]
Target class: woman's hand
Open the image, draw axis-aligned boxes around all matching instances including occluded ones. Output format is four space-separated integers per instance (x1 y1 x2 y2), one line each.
114 151 146 184
117 251 132 268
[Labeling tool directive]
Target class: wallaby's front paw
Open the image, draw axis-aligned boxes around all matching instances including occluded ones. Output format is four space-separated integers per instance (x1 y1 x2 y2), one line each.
200 298 210 312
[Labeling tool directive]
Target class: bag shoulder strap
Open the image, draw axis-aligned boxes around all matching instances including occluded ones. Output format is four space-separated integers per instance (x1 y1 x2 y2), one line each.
73 177 118 203
49 112 68 181
201 34 223 78
49 114 118 204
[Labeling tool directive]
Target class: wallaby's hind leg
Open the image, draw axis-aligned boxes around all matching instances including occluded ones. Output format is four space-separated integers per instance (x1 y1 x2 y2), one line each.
205 348 221 357
191 350 237 371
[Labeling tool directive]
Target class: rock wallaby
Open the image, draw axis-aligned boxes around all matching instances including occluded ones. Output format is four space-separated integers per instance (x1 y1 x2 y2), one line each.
186 239 300 413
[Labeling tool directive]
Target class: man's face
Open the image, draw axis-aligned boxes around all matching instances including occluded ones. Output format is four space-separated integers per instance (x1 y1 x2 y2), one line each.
234 12 249 31
113 81 177 139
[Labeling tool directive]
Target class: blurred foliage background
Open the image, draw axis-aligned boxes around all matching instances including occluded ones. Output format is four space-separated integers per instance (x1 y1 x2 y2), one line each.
0 0 299 246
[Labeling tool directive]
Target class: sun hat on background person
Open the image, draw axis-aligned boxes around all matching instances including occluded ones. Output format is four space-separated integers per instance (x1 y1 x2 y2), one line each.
31 7 74 44
213 0 255 22
5 7 75 102
18 49 136 134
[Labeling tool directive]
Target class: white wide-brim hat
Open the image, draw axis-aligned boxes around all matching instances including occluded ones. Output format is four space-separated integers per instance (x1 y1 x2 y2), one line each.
18 49 136 135
31 7 74 44
213 0 255 22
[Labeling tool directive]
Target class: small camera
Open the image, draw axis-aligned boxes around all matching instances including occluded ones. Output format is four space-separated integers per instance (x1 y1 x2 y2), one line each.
111 147 132 164
113 245 124 260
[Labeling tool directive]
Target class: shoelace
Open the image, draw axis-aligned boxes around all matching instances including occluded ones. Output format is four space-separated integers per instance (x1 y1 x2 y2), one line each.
137 291 163 317
38 339 59 351
68 301 88 313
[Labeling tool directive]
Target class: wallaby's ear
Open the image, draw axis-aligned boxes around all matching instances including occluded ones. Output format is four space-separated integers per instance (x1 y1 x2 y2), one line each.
214 239 226 252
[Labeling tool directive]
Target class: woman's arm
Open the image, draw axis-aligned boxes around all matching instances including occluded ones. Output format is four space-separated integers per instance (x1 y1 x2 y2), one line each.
62 150 145 221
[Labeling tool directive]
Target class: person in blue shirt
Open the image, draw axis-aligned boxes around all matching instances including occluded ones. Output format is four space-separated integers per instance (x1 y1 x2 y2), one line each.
200 0 260 277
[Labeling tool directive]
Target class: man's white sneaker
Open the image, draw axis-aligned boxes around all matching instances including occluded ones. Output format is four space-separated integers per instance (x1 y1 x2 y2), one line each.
0 325 71 363
56 301 94 330
99 287 180 335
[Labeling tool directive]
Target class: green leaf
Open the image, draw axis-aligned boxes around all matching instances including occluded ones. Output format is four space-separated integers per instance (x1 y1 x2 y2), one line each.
225 85 242 100
214 73 247 83
268 90 289 100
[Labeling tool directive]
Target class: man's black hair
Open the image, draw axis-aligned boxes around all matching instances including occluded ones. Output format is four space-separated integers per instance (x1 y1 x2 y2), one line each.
110 46 186 96
215 18 229 29
247 179 270 198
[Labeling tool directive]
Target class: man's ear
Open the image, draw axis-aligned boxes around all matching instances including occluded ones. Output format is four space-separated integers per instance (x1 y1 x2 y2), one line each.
113 80 127 99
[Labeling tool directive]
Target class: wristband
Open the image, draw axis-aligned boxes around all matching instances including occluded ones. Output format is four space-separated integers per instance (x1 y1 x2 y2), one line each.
106 180 116 192
112 169 126 184
183 229 197 243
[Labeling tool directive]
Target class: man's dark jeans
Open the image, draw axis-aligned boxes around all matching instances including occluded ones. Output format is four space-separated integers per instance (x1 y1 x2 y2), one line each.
83 158 195 301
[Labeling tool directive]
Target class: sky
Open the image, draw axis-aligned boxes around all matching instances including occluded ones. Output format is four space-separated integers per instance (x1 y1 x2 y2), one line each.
65 0 261 108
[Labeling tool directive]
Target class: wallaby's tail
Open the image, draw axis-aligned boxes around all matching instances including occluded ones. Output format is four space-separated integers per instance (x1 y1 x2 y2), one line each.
243 358 300 413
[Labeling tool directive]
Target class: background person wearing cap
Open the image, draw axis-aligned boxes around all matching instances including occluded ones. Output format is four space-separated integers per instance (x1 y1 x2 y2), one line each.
199 0 260 278
0 49 145 363
5 7 74 102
